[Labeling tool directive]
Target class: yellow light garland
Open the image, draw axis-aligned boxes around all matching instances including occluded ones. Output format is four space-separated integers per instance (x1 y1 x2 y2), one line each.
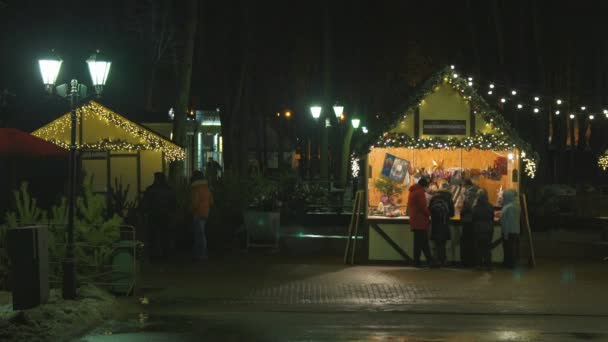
599 153 608 172
522 157 537 178
32 101 185 162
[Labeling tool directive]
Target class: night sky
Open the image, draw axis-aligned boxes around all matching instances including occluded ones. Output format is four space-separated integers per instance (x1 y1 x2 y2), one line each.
1 0 608 171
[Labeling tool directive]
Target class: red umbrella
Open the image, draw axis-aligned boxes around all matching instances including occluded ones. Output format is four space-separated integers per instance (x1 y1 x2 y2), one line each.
0 128 67 158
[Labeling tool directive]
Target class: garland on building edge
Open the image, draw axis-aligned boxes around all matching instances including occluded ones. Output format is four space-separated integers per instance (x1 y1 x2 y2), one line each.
373 132 537 178
46 138 184 162
33 101 185 162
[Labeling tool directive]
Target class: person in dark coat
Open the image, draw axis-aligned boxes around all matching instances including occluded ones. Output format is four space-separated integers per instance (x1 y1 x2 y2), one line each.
407 177 435 267
472 188 495 271
206 157 222 188
430 187 455 266
141 172 176 262
459 178 479 267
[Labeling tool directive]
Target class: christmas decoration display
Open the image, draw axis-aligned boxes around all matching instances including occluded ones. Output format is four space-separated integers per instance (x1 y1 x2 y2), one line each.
33 101 185 161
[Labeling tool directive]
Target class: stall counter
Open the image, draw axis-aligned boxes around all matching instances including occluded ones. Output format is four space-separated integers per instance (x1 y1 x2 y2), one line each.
367 215 503 263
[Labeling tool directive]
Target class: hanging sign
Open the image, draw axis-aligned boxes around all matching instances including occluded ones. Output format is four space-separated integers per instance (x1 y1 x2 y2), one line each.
422 120 466 135
80 149 107 159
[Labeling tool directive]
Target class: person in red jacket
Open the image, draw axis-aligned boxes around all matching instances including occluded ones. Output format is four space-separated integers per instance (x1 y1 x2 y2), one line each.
407 177 435 267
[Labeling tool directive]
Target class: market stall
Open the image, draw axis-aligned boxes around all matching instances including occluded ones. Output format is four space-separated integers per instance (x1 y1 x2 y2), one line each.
360 67 538 264
32 101 185 201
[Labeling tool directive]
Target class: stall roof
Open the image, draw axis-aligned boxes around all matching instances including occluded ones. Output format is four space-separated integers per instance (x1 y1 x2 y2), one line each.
358 66 539 177
32 101 185 161
0 128 67 158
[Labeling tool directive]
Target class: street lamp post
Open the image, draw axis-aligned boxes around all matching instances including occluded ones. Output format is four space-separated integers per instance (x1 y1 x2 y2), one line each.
38 49 111 300
309 106 324 180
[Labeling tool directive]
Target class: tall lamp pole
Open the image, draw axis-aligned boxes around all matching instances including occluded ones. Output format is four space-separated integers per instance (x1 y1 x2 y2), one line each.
38 49 111 299
310 105 322 180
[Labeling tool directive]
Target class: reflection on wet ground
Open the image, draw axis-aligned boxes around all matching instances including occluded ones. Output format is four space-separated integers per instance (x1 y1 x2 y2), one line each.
75 258 608 341
75 310 608 342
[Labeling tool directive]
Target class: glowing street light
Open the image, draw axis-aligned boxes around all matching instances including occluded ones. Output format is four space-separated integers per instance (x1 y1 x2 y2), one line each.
86 50 112 97
310 106 322 119
332 105 344 118
38 50 62 93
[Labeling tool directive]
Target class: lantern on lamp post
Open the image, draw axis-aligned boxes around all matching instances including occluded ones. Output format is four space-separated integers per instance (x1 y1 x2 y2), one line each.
310 106 322 119
38 49 111 300
332 104 344 119
86 50 112 97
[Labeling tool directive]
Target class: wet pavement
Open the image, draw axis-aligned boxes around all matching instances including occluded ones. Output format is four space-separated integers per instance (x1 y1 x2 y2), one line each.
75 311 608 341
74 256 608 341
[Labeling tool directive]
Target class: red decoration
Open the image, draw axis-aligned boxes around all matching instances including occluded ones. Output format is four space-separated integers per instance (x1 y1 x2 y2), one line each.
494 157 508 175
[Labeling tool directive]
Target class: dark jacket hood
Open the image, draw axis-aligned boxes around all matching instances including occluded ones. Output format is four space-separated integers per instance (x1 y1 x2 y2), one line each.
476 195 489 205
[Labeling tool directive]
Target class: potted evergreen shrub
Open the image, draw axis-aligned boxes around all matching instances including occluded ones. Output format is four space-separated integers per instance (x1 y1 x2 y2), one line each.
244 176 281 249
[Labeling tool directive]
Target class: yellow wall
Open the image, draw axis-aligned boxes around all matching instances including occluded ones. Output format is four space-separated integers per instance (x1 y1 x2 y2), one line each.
367 147 519 211
45 111 155 146
109 153 139 202
390 110 415 136
80 150 165 202
83 159 108 193
140 150 163 190
419 83 471 139
386 82 495 137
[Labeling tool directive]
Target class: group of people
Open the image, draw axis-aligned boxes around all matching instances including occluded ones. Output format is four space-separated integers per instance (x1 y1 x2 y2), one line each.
139 157 220 263
407 177 521 270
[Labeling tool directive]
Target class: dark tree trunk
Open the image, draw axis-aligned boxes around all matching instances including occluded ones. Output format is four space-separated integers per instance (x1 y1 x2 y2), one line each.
533 0 548 183
338 126 354 189
170 0 198 182
144 65 158 112
320 3 332 184
220 2 252 178
465 0 481 76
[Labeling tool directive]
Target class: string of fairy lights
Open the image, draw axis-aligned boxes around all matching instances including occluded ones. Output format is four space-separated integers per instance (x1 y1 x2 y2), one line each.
32 101 185 162
351 154 360 178
448 65 608 121
447 64 608 172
